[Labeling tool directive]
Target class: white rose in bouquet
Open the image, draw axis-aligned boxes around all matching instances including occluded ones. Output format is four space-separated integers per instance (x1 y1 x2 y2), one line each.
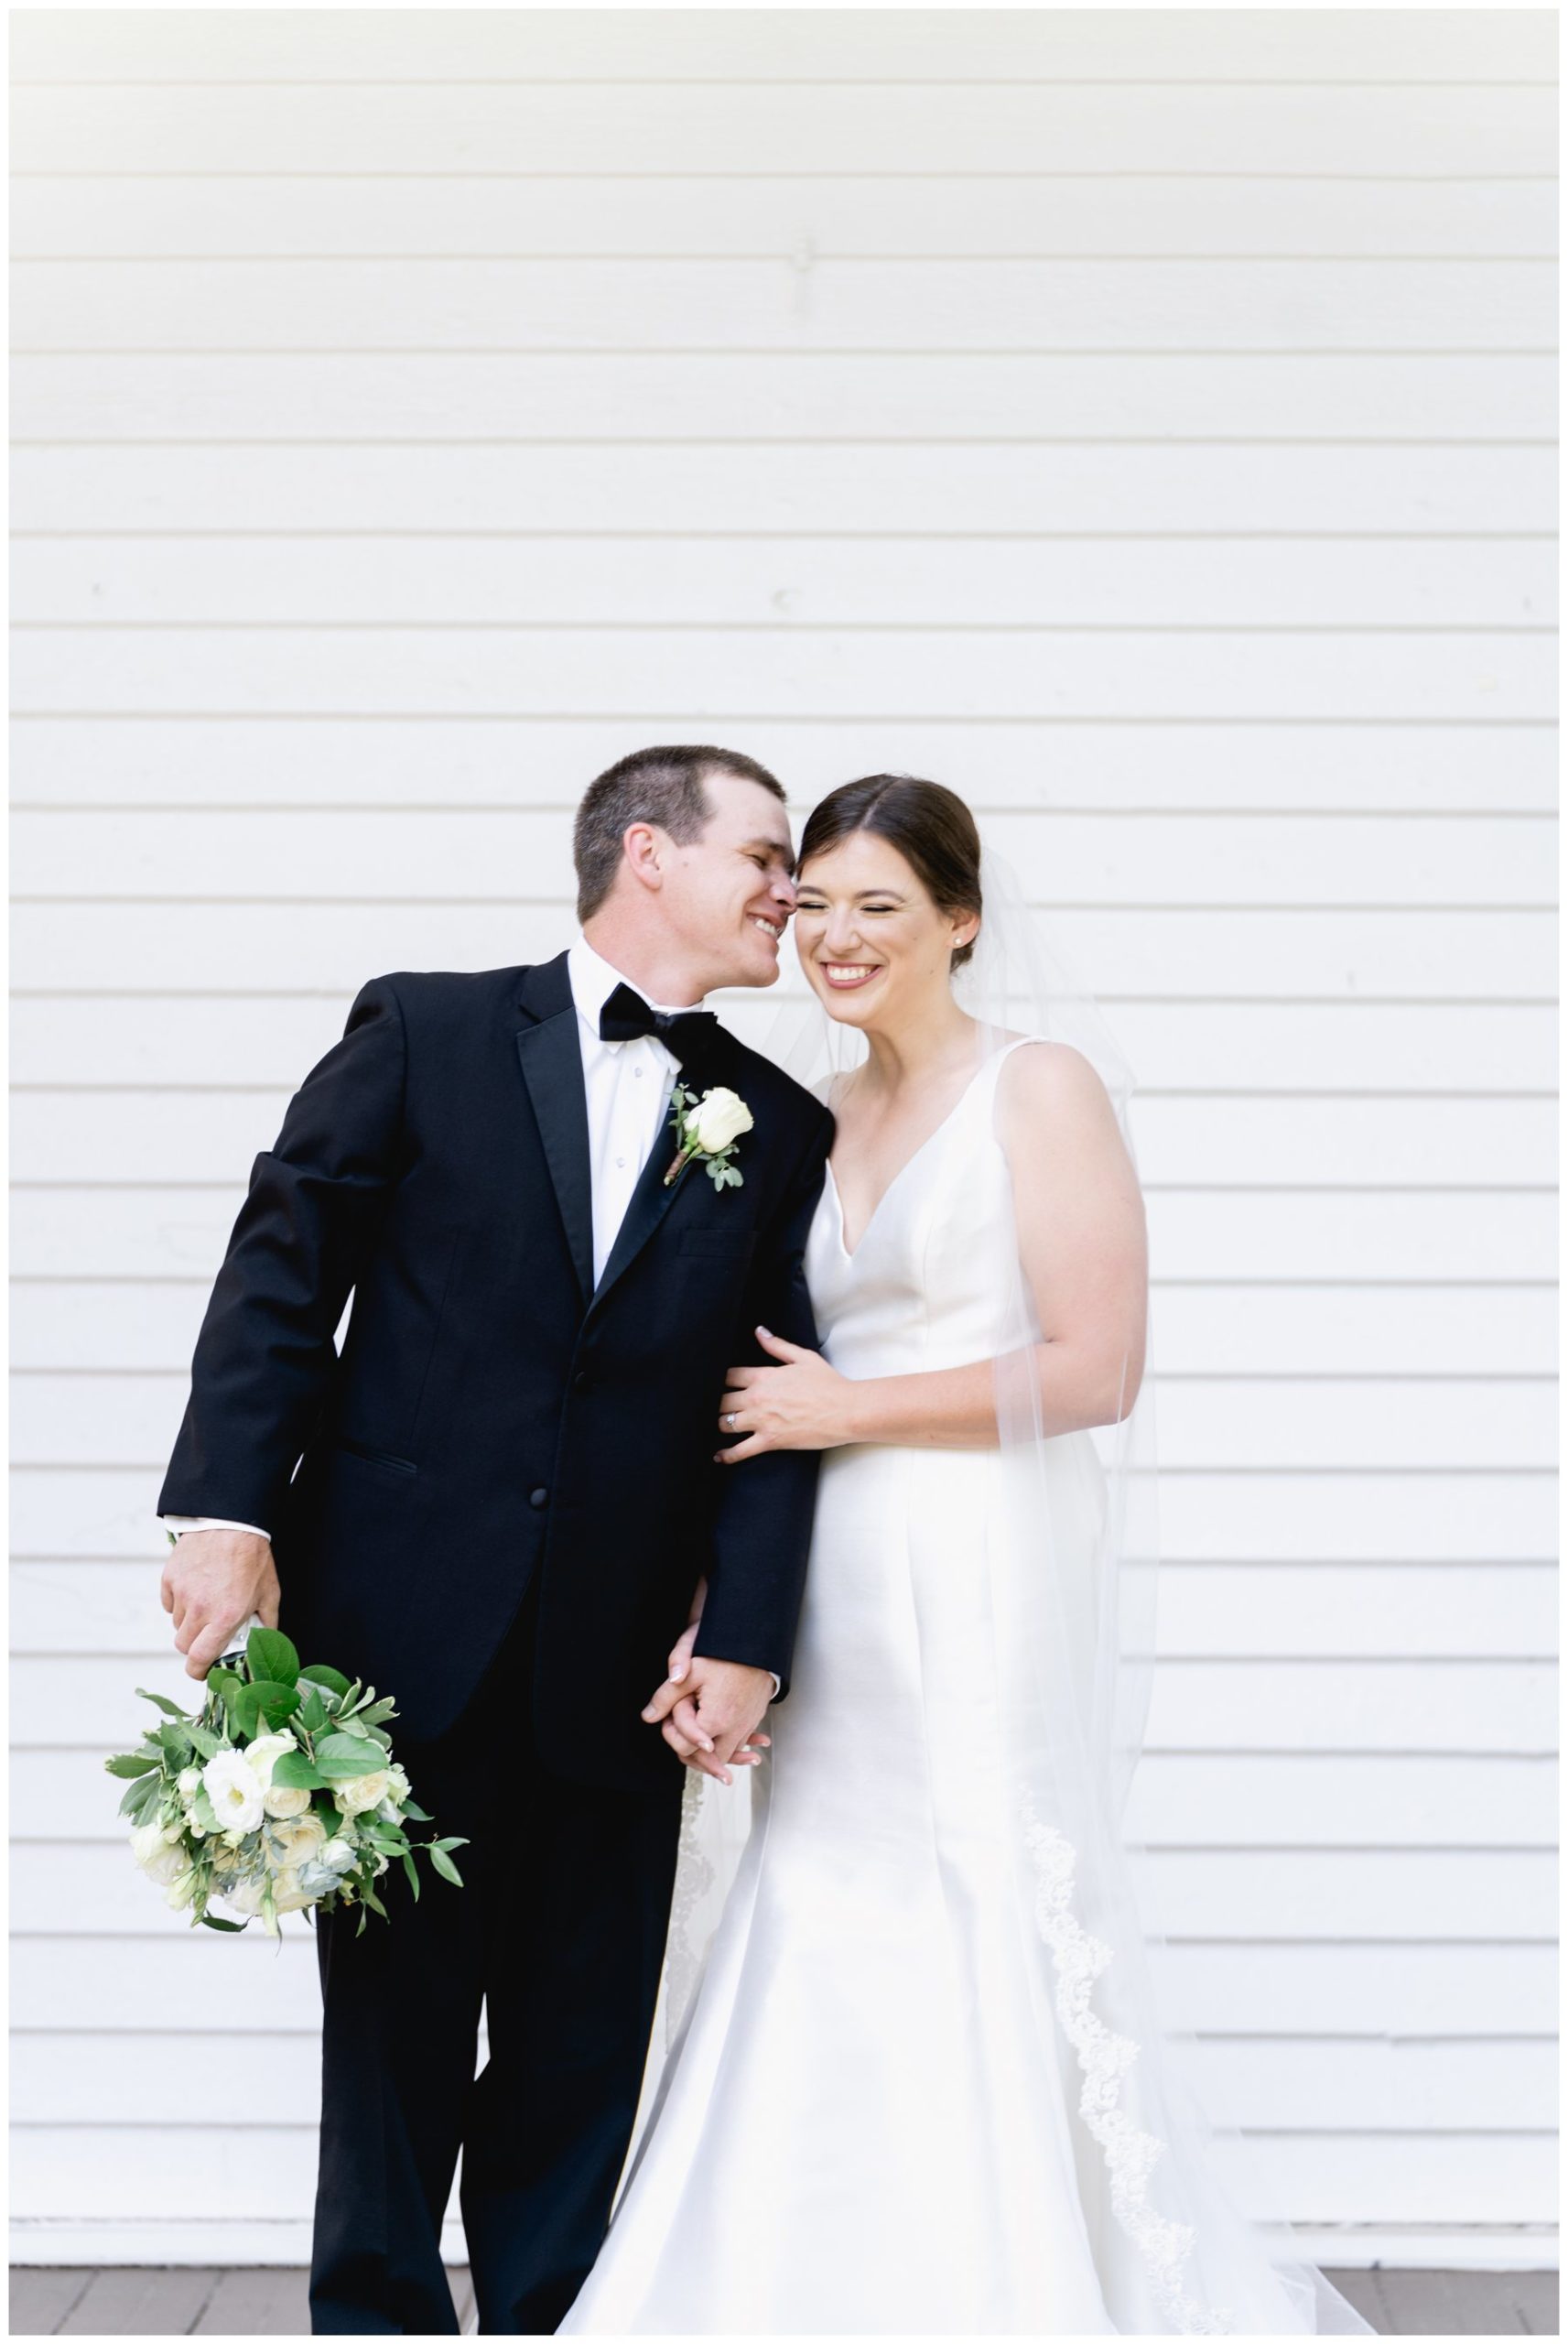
688 1087 753 1153
323 1833 359 1873
165 1867 200 1911
129 1818 186 1885
268 1812 329 1870
264 1784 314 1819
333 1769 393 1818
243 1731 297 1786
201 1749 265 1834
218 1872 267 1918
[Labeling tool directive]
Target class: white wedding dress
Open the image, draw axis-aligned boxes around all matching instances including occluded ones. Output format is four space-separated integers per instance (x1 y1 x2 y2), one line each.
561 1041 1367 2336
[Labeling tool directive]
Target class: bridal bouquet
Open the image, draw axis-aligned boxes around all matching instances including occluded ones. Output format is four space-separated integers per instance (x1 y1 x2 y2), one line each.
105 1625 466 1937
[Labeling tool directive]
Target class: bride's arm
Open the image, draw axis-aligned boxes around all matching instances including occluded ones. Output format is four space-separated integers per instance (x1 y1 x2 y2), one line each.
718 1045 1147 1459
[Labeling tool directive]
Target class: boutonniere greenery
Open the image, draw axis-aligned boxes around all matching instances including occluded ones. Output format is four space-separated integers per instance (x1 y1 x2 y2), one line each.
664 1083 754 1191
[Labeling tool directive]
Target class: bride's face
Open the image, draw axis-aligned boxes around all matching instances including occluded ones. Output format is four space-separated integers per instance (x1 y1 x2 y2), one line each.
793 830 978 1030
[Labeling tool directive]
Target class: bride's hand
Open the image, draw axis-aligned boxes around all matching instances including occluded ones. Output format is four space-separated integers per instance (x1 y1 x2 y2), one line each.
717 1327 853 1462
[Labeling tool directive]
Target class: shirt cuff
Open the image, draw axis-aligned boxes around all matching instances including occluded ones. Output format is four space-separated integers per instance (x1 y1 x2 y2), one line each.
161 1514 271 1541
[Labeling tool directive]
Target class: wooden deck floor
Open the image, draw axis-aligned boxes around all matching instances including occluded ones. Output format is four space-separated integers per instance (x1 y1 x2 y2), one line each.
9 2265 1560 2336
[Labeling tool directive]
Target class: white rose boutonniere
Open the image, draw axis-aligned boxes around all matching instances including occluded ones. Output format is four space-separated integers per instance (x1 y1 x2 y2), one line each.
664 1083 753 1192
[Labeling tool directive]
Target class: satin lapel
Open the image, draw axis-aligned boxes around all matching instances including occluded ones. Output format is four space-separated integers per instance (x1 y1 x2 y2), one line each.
586 1034 736 1324
514 960 595 1308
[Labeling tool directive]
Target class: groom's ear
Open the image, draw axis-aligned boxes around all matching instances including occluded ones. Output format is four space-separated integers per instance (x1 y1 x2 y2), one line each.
622 821 666 892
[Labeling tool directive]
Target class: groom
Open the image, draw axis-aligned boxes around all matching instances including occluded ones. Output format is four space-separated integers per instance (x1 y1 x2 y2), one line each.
156 745 834 2333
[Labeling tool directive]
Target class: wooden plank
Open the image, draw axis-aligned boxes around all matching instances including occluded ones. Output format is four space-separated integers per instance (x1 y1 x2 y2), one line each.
56 2266 218 2334
10 1365 1558 1471
16 348 1557 446
13 83 1553 179
1359 2269 1560 2335
14 255 1553 356
13 1460 1556 1568
13 1094 1559 1208
14 175 1558 263
14 442 1553 536
11 725 1560 824
13 807 1556 904
10 1277 1558 1379
12 9 1555 81
8 2267 93 2332
9 2027 1552 2132
16 1554 1557 1664
10 1648 1557 1759
11 991 1558 1098
1215 2132 1556 2228
13 1931 1554 2037
15 624 1556 723
17 535 1556 632
193 2267 312 2334
16 1731 1561 1848
11 2123 1556 2227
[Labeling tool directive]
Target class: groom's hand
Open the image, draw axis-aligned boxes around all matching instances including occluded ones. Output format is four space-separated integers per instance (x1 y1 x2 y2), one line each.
161 1527 281 1680
642 1655 773 1786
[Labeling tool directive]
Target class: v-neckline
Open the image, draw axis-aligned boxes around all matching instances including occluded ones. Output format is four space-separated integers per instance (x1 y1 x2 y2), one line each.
825 1047 1005 1263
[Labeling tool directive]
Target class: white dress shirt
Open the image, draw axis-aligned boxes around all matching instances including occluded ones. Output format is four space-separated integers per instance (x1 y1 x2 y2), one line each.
163 940 776 1691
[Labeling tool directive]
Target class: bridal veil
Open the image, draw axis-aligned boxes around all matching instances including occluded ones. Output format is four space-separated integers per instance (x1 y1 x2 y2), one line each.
645 838 1374 2336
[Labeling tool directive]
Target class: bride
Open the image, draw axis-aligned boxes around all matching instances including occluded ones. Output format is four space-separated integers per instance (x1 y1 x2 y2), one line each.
561 776 1373 2336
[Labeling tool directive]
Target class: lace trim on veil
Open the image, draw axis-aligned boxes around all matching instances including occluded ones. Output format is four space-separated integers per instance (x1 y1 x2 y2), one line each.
663 1770 718 2047
1022 1798 1236 2337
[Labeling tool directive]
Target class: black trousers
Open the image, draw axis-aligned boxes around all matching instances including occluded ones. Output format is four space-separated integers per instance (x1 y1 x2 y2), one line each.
308 1579 685 2334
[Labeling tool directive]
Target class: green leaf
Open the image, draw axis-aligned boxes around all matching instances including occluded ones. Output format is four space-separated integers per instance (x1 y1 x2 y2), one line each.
297 1684 331 1733
152 1721 194 1754
299 1663 351 1698
428 1846 465 1888
192 1787 221 1835
270 1750 325 1792
105 1751 161 1778
244 1627 300 1687
135 1687 192 1720
226 1681 263 1739
361 1883 388 1920
314 1734 387 1779
245 1681 301 1731
357 1698 397 1726
118 1774 160 1819
205 1666 243 1713
398 1798 431 1822
186 1721 221 1760
430 1836 470 1852
401 1851 420 1902
200 1913 248 1933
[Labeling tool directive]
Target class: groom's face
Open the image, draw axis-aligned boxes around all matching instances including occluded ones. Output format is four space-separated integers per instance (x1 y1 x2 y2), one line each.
657 775 797 992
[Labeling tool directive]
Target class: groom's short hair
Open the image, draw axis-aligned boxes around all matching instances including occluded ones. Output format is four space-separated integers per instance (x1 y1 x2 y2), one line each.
573 744 786 920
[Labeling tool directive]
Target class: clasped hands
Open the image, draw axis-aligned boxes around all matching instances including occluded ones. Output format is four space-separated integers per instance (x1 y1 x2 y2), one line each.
641 1593 773 1787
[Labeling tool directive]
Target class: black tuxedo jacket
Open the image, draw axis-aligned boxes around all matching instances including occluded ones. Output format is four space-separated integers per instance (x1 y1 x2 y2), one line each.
157 954 834 1790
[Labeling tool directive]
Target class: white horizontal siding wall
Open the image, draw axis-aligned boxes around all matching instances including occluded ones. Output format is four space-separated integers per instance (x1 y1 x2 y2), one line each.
10 5 1557 2273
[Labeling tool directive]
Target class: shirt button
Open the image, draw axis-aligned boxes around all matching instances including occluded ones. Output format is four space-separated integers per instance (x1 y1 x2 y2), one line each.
529 1487 549 1510
633 1066 643 1079
615 1156 626 1168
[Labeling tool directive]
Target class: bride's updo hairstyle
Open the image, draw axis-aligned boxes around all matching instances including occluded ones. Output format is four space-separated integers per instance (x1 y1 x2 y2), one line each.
796 775 983 971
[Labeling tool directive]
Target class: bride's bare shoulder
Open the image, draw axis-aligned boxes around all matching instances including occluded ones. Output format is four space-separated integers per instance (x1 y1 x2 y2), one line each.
995 1039 1121 1145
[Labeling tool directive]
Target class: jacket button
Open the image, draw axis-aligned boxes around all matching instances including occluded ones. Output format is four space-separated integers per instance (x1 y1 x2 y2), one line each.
529 1487 549 1509
572 1370 592 1394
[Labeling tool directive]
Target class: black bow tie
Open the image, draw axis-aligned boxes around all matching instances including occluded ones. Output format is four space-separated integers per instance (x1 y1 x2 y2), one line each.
599 982 719 1069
